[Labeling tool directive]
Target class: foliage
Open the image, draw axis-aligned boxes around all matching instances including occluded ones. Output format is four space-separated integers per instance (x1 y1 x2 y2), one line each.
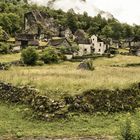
59 45 79 54
41 47 60 64
0 0 140 40
21 46 39 66
0 13 20 35
0 42 10 54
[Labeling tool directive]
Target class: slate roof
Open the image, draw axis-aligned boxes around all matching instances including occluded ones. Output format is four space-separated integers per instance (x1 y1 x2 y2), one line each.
48 37 72 47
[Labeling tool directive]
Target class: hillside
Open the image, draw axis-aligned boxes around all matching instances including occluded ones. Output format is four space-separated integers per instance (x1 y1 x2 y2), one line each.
0 0 139 40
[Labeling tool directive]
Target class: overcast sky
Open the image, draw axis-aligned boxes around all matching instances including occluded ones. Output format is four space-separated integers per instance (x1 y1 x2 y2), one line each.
30 0 140 25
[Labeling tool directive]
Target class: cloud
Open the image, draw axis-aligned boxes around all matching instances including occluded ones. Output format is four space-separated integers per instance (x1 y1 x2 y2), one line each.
29 0 140 25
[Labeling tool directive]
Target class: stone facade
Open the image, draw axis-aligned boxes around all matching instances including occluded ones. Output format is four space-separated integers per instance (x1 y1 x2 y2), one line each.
91 35 107 55
125 36 140 56
78 44 92 56
77 35 109 56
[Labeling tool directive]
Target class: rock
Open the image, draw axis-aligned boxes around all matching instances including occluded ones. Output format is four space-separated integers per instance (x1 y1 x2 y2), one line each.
0 62 11 70
77 59 94 71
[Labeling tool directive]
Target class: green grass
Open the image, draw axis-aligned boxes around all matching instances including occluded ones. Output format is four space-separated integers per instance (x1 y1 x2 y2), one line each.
0 54 140 138
0 101 136 138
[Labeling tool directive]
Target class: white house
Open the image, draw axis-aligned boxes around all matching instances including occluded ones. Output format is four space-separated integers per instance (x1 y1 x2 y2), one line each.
77 35 109 56
91 35 108 55
78 44 92 56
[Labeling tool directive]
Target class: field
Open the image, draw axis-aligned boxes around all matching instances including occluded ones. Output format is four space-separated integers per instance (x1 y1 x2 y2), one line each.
0 53 140 138
1 101 139 139
0 54 140 99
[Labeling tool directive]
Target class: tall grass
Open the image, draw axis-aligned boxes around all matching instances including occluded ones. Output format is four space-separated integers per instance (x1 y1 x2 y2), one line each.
0 54 140 98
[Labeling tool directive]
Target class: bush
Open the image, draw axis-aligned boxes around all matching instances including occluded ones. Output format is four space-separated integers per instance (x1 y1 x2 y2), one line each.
41 47 60 64
0 42 10 54
59 45 79 54
21 46 39 66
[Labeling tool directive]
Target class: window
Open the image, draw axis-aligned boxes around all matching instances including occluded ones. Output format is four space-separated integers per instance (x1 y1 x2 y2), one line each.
92 43 94 46
99 49 101 52
100 43 102 46
84 48 87 52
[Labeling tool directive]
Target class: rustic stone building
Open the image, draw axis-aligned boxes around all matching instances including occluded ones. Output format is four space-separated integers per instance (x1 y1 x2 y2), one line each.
125 36 140 56
15 33 39 48
91 35 109 55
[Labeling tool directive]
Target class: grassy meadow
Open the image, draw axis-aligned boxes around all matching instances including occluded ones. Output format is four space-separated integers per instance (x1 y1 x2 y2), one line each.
0 53 140 98
0 53 140 138
0 101 138 139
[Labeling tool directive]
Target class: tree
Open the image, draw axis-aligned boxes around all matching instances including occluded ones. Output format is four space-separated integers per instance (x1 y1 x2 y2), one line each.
66 9 78 33
0 13 20 35
21 47 39 66
101 25 113 38
41 47 60 64
122 23 134 38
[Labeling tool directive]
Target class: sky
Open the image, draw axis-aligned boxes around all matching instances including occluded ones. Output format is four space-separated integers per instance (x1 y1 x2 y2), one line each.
29 0 140 25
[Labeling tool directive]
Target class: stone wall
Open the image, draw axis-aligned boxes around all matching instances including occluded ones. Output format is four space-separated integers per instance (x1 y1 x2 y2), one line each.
0 81 140 121
0 82 68 121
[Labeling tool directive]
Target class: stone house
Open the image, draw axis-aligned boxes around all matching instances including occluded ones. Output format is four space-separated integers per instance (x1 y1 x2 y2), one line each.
91 35 109 55
74 29 92 56
48 37 72 48
125 36 140 56
48 37 73 60
15 33 39 49
74 30 109 56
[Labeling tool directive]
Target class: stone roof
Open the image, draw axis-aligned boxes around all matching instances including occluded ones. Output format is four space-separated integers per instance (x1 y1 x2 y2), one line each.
48 37 72 47
74 29 90 44
15 33 35 41
125 36 140 42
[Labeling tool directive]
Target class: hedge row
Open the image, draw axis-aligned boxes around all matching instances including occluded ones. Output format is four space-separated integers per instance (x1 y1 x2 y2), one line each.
0 81 140 121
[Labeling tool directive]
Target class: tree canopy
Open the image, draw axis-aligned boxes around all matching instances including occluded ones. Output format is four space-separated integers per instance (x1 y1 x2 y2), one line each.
0 0 140 40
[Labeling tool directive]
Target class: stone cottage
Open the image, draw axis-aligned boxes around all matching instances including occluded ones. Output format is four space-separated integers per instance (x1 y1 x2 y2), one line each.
125 36 140 56
48 37 73 60
74 29 92 56
74 29 109 56
15 33 39 49
48 37 72 48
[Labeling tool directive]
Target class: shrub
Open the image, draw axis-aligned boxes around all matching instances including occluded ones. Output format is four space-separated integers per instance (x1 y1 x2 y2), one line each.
59 45 79 54
21 46 39 66
41 47 60 64
86 59 95 71
0 42 10 54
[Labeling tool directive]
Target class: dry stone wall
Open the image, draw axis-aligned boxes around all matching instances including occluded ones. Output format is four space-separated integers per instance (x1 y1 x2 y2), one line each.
0 81 140 121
